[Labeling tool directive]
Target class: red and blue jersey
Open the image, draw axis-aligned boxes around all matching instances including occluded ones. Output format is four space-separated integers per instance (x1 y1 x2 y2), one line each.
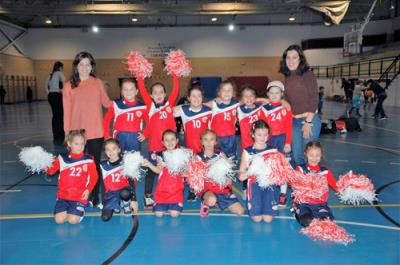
197 151 232 196
46 152 98 204
100 159 133 192
179 105 212 154
103 99 148 139
154 155 184 204
237 104 263 150
138 76 179 152
261 102 292 145
210 100 240 137
295 163 338 204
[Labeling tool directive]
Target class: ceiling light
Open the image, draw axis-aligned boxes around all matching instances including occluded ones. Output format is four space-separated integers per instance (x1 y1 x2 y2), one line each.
132 17 138 22
45 18 52 24
390 3 395 10
211 17 218 22
228 23 235 31
92 25 99 33
289 15 295 22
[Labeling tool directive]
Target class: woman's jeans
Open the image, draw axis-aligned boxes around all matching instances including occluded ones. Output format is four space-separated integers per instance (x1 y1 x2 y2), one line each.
291 115 321 167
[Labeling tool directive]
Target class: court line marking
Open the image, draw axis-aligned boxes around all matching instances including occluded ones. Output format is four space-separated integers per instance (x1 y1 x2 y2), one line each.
3 160 17 163
360 161 377 164
0 212 398 231
390 162 400 166
360 123 400 134
0 189 21 192
320 138 400 155
334 159 349 162
0 133 51 146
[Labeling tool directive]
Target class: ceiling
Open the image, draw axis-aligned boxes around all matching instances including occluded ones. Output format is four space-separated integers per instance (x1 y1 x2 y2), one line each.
0 0 397 28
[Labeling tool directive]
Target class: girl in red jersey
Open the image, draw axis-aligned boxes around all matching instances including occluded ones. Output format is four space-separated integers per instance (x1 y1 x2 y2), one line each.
46 130 99 224
292 141 338 227
175 84 212 202
197 129 244 217
261 81 293 207
103 79 148 153
210 80 240 164
142 130 185 217
100 139 138 222
137 74 179 208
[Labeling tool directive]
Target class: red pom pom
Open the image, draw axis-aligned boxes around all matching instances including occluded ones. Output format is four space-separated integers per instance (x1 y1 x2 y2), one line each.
263 152 295 186
164 49 192 77
290 171 329 204
126 51 153 78
185 159 207 194
300 219 355 245
337 171 376 205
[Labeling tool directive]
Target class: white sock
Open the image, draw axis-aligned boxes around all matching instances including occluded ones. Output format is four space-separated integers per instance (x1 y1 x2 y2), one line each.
280 183 287 194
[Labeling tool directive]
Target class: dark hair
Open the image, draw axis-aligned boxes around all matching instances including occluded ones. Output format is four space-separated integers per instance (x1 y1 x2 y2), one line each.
103 138 121 150
304 141 324 155
188 83 204 97
65 129 86 149
218 79 237 94
279 44 310 77
120 78 137 89
150 82 166 94
52 61 63 74
251 120 270 135
71 51 96 88
241 84 257 97
162 129 178 140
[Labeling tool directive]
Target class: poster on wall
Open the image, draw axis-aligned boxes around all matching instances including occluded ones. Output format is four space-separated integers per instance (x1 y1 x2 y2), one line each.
146 43 177 58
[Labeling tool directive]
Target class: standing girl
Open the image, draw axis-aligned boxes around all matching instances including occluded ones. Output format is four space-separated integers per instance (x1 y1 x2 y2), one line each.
46 130 99 224
197 129 244 217
238 120 279 223
210 80 240 163
103 78 148 152
261 81 292 206
292 141 338 227
63 51 112 207
142 130 185 217
100 139 138 221
137 75 179 208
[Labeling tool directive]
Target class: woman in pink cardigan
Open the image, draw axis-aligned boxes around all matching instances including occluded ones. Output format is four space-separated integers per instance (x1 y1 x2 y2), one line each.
63 51 112 207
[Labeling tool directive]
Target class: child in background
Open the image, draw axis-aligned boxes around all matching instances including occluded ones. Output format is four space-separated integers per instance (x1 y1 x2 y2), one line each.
46 130 98 224
175 84 212 202
237 85 264 200
238 120 279 223
348 80 364 117
210 80 240 164
292 141 338 227
137 74 179 208
197 129 244 217
318 86 324 115
100 139 138 222
142 130 185 217
103 78 148 152
261 81 292 207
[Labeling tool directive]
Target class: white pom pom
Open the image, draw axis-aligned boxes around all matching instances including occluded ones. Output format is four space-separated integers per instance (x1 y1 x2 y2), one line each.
121 151 144 181
206 156 235 188
18 146 54 174
163 148 193 175
246 155 274 189
336 171 377 205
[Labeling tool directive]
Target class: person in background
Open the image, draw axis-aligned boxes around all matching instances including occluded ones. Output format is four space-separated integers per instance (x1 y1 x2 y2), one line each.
46 61 66 145
318 86 324 115
63 52 112 208
0 85 6 104
26 86 33 103
367 79 388 120
348 80 364 117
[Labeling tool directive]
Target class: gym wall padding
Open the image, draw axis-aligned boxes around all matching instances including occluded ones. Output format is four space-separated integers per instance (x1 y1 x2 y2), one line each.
228 76 270 98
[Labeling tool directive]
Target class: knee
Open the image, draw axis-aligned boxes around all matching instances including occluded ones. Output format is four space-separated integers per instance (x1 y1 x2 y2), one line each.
55 216 66 224
205 196 217 207
154 211 164 217
299 213 313 227
68 216 81 225
120 189 132 202
101 209 113 222
169 211 180 218
251 216 262 223
231 205 245 216
263 215 273 223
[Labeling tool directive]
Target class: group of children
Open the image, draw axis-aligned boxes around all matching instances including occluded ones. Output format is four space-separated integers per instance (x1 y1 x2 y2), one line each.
45 74 339 228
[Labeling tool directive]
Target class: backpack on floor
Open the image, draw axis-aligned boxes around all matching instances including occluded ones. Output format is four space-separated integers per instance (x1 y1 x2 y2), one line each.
344 117 362 132
320 119 337 134
335 119 347 133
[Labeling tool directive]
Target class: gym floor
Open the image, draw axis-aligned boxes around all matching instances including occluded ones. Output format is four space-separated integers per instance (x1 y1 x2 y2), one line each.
0 100 399 265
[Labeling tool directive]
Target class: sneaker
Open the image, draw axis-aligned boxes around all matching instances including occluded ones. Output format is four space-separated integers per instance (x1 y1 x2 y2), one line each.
187 191 197 202
371 115 378 119
200 203 209 217
97 203 103 210
279 193 287 207
379 116 388 120
121 201 132 215
144 195 154 209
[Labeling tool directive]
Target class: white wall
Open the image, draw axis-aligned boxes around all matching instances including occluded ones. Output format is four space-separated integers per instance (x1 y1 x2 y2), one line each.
18 19 390 63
